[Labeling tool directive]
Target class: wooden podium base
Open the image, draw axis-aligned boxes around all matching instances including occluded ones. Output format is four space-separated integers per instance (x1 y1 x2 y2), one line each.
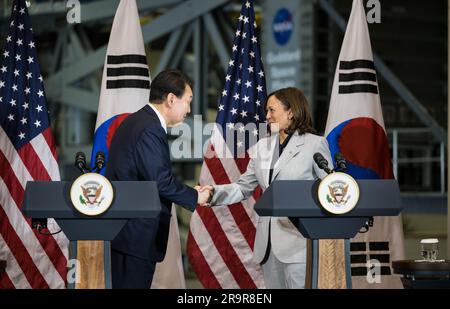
317 239 347 288
75 241 106 289
306 239 348 289
67 241 109 289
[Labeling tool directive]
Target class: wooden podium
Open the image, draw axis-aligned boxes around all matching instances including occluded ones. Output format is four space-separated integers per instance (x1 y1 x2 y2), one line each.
22 181 161 289
254 178 402 288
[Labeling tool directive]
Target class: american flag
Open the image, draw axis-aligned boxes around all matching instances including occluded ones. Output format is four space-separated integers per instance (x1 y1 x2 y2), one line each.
0 0 68 288
187 0 267 288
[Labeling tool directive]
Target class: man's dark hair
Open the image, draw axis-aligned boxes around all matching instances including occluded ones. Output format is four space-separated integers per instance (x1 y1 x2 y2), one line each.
149 69 193 104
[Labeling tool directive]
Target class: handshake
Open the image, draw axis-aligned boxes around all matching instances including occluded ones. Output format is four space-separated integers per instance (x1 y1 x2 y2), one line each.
194 185 214 207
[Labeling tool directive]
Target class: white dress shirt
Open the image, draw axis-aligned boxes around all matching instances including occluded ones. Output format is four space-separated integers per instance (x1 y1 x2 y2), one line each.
148 103 167 134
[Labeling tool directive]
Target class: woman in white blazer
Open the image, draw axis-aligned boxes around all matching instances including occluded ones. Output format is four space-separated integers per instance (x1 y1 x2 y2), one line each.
204 87 333 288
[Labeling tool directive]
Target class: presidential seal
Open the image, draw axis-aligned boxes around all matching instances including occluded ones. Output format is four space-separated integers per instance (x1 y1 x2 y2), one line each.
317 172 359 215
70 173 114 216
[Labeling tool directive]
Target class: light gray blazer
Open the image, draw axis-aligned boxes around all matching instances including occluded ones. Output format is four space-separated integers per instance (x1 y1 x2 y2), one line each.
210 132 333 264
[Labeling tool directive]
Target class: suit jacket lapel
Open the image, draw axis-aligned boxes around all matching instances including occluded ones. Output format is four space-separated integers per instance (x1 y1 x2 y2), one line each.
271 132 305 182
262 134 278 188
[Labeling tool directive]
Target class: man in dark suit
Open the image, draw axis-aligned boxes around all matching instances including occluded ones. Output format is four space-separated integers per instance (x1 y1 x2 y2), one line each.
105 70 211 288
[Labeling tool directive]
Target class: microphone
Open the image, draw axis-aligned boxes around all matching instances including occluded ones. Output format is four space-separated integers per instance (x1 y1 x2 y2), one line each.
95 151 106 171
334 152 347 172
313 152 332 174
75 152 87 174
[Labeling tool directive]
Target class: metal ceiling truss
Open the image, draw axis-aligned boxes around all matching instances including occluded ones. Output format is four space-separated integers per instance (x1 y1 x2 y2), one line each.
45 0 231 117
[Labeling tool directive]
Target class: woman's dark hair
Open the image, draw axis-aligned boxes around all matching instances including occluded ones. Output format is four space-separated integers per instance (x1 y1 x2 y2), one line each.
149 69 193 104
266 87 316 135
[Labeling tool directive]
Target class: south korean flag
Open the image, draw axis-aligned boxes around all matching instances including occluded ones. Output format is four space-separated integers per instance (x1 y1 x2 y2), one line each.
324 0 405 289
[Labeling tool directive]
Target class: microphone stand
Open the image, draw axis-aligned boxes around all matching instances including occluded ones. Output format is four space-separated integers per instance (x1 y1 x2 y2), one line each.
75 151 106 175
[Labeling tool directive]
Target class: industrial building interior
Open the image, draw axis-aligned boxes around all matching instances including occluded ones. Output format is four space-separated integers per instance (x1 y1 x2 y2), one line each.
0 0 447 288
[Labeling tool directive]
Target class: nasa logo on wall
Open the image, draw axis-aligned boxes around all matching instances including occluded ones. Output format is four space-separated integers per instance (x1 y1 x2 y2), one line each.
70 173 114 216
318 172 360 215
272 8 294 46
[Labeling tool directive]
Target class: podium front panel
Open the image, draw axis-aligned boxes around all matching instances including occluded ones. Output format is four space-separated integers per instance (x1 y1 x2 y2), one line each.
23 181 161 219
255 179 401 217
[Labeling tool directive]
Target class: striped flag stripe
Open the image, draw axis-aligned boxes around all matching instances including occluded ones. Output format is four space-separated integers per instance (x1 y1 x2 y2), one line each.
209 141 259 223
45 218 68 260
204 156 256 247
212 146 260 217
4 131 65 234
0 140 66 287
0 178 64 288
204 165 263 287
185 231 222 289
0 234 31 289
17 144 51 182
0 128 33 188
0 202 48 288
195 204 257 288
1 137 67 283
208 209 262 286
198 152 264 288
234 156 251 175
207 166 256 248
201 155 229 185
0 150 26 206
41 128 58 161
0 271 16 289
30 133 60 180
207 143 259 226
188 214 239 288
32 228 67 284
0 262 16 289
208 203 254 259
210 133 244 180
227 202 256 249
196 158 258 288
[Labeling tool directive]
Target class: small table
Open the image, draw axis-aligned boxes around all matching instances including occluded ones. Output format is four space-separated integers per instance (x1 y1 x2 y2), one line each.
392 260 450 289
0 260 6 274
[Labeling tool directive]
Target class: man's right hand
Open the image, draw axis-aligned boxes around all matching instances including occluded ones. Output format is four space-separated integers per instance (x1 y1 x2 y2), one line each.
195 185 214 206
